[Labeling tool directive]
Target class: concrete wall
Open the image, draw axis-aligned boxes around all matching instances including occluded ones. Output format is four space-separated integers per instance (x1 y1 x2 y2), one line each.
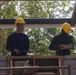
0 56 8 75
63 55 76 75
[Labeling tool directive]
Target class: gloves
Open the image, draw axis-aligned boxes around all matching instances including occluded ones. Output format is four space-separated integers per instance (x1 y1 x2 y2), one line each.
58 44 68 50
28 49 33 53
14 49 20 54
58 44 73 50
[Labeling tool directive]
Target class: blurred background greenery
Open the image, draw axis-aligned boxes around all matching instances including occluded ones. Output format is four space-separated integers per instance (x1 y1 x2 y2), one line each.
0 1 76 56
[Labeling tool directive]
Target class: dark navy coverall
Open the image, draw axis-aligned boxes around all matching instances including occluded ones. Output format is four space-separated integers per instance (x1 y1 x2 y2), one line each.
49 30 74 56
6 32 30 56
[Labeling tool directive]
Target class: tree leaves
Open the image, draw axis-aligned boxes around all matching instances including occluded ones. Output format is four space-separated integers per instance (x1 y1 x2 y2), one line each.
0 1 75 55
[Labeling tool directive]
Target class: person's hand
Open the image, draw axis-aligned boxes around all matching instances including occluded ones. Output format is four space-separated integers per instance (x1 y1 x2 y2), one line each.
14 49 20 54
58 44 68 50
28 50 33 53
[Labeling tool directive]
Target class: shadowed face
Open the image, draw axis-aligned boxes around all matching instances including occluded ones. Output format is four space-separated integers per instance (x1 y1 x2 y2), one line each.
16 23 25 32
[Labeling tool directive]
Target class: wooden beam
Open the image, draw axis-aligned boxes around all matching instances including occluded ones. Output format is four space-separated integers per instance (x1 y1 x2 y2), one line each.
0 24 62 28
0 18 71 28
71 2 76 27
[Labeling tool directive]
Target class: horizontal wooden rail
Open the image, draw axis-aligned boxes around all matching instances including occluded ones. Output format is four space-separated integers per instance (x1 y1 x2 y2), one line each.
0 66 69 70
0 65 71 75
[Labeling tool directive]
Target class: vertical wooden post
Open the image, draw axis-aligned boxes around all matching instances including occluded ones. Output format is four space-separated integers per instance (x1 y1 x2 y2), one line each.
71 2 76 27
68 65 71 75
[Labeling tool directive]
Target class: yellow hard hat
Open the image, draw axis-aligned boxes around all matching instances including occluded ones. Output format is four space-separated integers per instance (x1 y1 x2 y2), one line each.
61 22 71 33
15 18 25 25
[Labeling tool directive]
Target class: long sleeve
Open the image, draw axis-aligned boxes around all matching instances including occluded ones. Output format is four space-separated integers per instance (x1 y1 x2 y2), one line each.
6 36 14 51
68 36 74 49
49 37 58 50
25 36 30 51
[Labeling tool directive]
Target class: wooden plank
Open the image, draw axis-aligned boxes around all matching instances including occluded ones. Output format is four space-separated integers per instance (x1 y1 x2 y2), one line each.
35 72 56 75
0 62 7 67
0 66 69 70
0 56 8 61
64 55 76 60
0 66 71 75
0 18 73 28
64 60 76 68
0 56 8 75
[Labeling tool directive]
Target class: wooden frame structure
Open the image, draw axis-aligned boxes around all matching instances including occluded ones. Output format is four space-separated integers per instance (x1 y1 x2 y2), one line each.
7 56 63 75
8 56 63 67
0 56 71 75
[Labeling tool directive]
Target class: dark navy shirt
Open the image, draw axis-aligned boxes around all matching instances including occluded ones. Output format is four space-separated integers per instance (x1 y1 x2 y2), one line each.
6 32 30 56
49 30 74 56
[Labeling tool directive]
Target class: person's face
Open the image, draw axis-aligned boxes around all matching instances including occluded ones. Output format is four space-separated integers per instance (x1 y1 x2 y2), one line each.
16 23 25 32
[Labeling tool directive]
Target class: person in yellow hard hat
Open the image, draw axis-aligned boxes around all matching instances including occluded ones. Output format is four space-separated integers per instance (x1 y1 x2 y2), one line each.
6 18 32 56
49 22 74 56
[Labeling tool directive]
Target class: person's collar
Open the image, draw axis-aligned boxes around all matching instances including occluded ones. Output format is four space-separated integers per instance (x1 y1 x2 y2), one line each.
61 29 69 35
15 30 22 34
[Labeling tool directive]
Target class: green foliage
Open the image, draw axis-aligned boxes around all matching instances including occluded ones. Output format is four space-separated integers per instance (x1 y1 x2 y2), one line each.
0 1 18 18
0 1 76 56
0 1 17 56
